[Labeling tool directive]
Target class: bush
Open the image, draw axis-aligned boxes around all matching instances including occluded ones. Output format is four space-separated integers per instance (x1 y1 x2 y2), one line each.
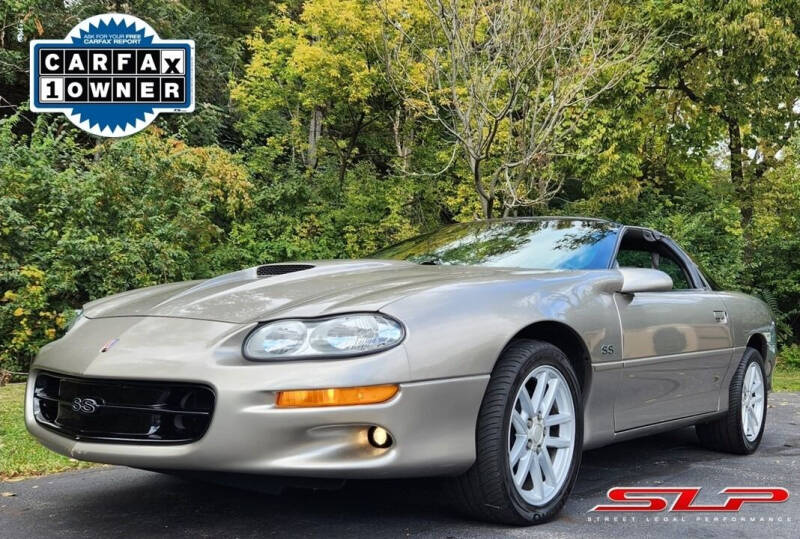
0 266 72 374
0 117 252 375
780 345 800 371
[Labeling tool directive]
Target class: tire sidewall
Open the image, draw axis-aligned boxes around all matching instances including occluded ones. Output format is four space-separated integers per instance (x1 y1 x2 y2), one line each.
500 347 584 522
734 349 768 453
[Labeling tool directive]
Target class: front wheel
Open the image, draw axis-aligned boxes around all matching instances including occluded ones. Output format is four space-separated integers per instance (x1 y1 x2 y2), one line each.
449 339 583 525
696 347 767 454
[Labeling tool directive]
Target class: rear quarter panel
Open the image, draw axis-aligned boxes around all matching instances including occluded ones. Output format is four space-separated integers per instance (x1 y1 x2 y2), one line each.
716 291 776 387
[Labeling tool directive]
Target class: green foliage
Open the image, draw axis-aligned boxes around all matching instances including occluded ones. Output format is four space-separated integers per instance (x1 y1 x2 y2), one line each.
0 116 252 373
747 134 800 340
213 162 424 266
0 266 71 374
644 0 800 217
781 345 800 371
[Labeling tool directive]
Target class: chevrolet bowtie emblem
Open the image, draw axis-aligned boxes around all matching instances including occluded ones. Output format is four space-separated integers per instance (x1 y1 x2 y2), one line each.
100 338 119 353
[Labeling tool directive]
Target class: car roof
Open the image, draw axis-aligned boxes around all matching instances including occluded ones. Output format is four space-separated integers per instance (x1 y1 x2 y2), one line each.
479 216 624 228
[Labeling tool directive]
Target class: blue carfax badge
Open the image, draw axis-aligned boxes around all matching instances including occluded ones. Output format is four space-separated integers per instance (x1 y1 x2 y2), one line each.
29 13 195 137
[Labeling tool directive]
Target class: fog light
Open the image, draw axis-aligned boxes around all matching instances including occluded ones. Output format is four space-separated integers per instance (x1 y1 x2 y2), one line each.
367 426 393 448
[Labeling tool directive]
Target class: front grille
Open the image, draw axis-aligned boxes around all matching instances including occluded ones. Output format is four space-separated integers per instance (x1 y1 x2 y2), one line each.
33 372 215 444
256 264 314 277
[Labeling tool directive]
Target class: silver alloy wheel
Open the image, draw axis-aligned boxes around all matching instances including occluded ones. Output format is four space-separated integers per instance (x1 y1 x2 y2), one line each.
741 362 765 442
508 365 576 506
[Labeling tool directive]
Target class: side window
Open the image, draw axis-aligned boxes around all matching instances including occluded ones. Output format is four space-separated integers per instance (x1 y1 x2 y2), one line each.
616 249 653 269
614 233 695 290
658 255 691 290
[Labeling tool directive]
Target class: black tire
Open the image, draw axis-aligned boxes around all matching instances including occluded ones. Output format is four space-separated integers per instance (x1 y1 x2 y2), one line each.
448 339 583 525
695 347 767 454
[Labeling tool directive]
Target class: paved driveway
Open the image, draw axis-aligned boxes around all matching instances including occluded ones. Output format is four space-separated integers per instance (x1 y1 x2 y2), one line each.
2 393 798 538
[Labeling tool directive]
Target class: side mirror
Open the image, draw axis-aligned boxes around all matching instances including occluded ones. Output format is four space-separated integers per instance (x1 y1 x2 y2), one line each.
618 268 673 293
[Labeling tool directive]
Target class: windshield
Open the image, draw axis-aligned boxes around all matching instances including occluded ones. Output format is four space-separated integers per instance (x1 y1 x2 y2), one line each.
370 219 619 270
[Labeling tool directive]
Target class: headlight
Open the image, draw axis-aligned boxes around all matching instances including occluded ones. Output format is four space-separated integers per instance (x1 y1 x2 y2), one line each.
65 309 84 333
243 313 405 360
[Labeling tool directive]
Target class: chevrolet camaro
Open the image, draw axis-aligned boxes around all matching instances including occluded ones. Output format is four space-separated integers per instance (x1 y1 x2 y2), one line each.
26 217 775 525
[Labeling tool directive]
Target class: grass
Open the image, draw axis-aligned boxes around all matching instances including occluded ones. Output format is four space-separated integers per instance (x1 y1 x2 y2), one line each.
0 382 96 480
773 344 800 392
773 363 800 392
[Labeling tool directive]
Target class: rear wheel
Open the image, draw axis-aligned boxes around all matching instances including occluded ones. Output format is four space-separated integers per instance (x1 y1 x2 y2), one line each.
450 339 583 525
695 347 767 454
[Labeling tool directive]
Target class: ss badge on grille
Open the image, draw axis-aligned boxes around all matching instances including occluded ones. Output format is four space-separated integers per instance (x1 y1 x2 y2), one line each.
72 397 99 414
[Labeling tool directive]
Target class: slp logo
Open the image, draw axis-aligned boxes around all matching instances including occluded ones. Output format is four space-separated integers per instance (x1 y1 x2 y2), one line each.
591 487 789 512
29 13 194 137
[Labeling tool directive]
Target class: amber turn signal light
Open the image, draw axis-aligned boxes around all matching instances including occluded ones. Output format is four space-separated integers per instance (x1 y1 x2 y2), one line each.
275 384 399 408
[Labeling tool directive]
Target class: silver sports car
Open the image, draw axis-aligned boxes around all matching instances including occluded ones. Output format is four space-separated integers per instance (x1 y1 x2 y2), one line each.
26 217 775 525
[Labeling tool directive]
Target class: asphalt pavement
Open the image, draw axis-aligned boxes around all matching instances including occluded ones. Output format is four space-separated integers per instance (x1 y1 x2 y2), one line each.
2 393 799 538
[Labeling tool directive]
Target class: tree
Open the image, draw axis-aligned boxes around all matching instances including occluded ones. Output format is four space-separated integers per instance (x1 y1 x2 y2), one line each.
748 134 800 340
646 0 800 224
1 0 74 109
231 1 393 186
380 0 649 217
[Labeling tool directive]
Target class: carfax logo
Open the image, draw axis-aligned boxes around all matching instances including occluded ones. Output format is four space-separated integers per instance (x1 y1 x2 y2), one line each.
29 13 194 137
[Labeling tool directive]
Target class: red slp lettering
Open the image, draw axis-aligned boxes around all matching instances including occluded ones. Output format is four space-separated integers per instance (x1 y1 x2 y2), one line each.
591 487 789 512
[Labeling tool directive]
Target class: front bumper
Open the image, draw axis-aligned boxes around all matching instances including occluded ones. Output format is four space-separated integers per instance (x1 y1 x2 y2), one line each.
25 317 488 478
26 371 487 478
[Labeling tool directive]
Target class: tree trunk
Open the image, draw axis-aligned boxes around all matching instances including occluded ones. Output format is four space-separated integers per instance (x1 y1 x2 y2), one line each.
727 116 749 223
307 107 322 169
471 157 493 219
393 108 413 171
338 152 347 192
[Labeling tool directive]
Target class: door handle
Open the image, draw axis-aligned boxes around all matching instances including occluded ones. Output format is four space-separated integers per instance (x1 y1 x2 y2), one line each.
713 311 728 323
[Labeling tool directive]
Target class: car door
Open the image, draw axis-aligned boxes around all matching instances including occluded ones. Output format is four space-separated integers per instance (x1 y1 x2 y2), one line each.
612 230 733 431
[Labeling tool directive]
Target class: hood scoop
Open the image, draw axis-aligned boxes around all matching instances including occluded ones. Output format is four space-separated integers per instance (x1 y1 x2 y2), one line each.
256 264 315 277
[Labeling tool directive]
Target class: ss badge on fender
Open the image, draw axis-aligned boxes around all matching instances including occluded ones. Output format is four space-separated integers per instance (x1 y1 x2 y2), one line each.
600 344 615 355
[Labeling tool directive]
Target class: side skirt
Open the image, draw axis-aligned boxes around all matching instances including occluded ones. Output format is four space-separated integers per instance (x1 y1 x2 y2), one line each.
606 410 727 446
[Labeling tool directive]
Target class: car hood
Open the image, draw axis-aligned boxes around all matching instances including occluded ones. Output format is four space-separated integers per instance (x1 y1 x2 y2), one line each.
83 260 583 324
